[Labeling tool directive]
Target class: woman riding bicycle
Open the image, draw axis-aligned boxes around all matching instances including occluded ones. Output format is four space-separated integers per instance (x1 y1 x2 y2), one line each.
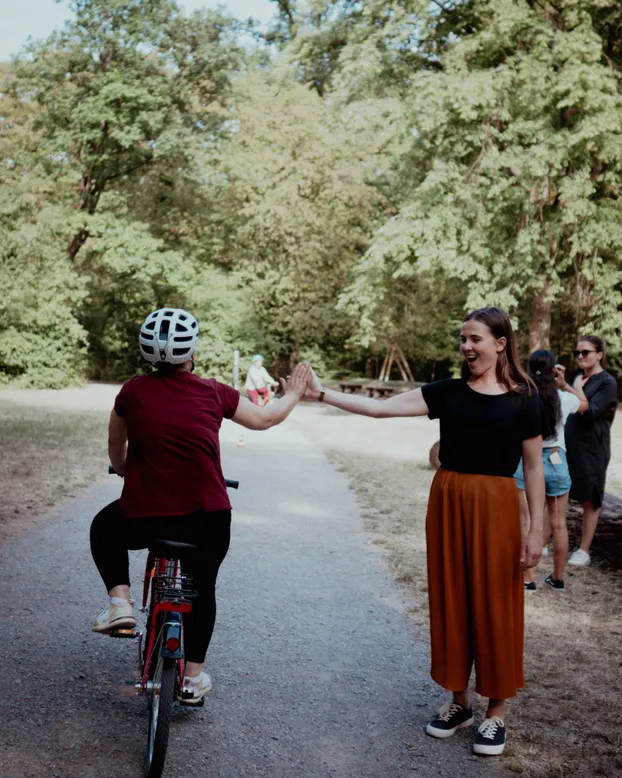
90 308 310 704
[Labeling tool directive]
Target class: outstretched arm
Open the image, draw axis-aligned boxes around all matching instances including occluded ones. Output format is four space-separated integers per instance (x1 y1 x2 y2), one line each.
305 368 430 418
233 362 311 430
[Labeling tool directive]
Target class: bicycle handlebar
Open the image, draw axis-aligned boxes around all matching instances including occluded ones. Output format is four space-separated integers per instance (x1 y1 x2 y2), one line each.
108 464 239 489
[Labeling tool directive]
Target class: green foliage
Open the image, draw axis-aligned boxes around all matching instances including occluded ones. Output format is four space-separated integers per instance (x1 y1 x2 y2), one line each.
188 267 261 382
338 0 622 371
4 0 622 388
0 215 88 387
216 71 391 361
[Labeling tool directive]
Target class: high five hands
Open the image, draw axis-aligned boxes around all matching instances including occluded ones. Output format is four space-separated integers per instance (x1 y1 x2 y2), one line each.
280 361 312 399
280 362 323 401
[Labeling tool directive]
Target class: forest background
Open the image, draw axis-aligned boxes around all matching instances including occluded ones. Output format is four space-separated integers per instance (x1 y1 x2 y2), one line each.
2 0 622 389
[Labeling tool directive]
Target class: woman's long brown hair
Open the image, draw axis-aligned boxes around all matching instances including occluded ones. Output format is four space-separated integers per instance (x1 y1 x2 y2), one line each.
461 307 534 393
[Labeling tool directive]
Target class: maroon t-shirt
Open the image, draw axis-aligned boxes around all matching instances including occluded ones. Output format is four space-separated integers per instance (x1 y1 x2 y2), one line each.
114 372 240 518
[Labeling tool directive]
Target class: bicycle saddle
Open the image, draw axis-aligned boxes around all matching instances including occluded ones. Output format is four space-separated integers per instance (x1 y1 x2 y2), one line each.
150 539 199 559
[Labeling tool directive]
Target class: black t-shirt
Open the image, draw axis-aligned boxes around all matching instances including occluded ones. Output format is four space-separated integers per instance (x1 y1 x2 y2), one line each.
421 379 542 477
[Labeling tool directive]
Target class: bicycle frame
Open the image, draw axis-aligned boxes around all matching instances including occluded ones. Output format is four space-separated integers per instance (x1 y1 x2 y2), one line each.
140 553 194 695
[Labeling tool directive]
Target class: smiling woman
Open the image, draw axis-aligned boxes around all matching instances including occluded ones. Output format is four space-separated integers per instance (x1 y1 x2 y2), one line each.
303 306 546 757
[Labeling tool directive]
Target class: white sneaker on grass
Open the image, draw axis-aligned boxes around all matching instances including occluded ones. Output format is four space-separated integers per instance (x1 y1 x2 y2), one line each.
180 671 212 706
92 598 136 633
568 549 591 567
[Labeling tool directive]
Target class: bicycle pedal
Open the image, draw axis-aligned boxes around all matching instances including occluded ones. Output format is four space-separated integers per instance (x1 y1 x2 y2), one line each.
109 628 140 639
179 696 205 708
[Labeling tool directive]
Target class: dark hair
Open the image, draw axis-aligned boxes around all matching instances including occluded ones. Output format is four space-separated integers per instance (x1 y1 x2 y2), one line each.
461 307 534 393
154 361 187 375
528 350 561 440
577 335 607 368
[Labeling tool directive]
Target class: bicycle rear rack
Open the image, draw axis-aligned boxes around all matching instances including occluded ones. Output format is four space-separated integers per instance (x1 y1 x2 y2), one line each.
154 570 197 604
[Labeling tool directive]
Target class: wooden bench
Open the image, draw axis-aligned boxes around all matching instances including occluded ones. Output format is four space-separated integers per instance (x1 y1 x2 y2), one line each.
337 380 421 398
338 381 368 394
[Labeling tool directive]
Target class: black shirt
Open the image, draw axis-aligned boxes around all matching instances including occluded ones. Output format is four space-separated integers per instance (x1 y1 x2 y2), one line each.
421 379 542 477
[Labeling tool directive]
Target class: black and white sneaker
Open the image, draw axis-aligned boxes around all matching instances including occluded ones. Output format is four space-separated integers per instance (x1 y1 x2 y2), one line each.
544 574 564 590
473 717 506 755
426 702 474 738
524 581 536 591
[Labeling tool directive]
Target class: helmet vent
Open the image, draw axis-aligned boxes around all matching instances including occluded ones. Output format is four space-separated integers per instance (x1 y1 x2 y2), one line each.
139 308 199 365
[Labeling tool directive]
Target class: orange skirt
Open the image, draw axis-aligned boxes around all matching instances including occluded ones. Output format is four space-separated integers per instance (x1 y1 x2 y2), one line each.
425 469 524 699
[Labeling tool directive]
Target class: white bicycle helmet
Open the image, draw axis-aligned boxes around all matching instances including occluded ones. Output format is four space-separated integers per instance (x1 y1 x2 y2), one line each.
139 308 200 365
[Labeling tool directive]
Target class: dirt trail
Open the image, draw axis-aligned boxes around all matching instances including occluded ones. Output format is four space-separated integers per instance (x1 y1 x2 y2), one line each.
0 404 503 778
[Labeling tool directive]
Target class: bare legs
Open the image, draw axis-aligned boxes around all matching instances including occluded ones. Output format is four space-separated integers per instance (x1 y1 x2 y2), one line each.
520 490 570 582
452 689 505 719
578 500 600 554
109 584 130 599
547 493 569 580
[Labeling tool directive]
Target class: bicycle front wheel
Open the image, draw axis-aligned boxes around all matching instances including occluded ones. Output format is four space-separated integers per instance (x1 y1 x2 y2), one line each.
145 651 177 778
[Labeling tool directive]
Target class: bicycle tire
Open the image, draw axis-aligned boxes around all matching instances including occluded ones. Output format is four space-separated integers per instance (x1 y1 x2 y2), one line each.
144 650 176 778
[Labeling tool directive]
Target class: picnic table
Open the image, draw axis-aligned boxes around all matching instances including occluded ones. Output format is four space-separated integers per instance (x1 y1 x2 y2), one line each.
337 380 420 398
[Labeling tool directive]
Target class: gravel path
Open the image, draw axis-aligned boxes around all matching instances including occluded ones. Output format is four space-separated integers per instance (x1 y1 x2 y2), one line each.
0 414 504 778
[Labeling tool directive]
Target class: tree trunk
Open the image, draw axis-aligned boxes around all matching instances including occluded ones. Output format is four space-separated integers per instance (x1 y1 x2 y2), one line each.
68 227 90 262
529 286 552 352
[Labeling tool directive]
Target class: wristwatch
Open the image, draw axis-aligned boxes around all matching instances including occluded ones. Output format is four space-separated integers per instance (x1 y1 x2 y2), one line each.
318 389 325 403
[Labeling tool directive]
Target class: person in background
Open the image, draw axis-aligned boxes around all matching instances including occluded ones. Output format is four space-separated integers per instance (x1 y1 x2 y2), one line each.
565 336 618 566
515 350 587 591
245 354 278 406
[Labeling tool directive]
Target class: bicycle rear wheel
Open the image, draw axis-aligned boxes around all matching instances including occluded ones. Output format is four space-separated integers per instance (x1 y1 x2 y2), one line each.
144 649 177 778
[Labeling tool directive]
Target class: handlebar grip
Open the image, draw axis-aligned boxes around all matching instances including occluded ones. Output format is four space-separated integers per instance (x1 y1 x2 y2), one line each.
109 465 239 489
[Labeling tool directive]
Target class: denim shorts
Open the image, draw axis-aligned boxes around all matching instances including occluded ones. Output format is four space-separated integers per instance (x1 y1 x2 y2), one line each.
514 448 571 497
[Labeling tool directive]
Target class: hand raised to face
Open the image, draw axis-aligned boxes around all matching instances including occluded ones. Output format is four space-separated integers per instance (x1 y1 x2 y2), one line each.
553 364 566 387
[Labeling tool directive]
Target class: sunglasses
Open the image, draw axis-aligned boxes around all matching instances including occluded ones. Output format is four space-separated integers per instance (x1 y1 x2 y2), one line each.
574 349 597 357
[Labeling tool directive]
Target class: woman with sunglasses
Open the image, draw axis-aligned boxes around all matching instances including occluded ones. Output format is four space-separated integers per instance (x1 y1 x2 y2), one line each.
563 336 618 566
304 307 545 757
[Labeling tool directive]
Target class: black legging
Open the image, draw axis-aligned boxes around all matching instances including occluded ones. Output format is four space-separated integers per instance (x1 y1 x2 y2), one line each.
90 501 231 663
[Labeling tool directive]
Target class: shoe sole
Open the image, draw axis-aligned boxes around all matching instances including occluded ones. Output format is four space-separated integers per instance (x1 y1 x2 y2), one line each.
179 696 206 707
473 742 505 755
92 617 137 634
568 561 590 567
179 688 211 707
426 717 474 738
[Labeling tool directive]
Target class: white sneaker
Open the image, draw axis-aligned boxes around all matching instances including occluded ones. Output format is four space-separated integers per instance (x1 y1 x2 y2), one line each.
92 599 136 633
568 549 591 567
180 671 212 706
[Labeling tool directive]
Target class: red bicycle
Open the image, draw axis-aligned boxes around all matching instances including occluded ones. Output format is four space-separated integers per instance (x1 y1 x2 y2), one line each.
108 467 239 777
